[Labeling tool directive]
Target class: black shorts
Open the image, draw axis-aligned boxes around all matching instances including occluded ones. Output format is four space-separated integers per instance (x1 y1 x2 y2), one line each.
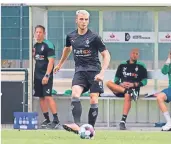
72 71 104 94
33 78 53 97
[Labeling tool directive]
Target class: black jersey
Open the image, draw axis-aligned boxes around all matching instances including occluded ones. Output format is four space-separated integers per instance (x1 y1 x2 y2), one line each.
33 39 55 80
114 60 147 90
66 29 106 72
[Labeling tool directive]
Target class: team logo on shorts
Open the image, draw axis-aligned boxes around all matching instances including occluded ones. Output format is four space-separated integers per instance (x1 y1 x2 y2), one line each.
99 81 103 89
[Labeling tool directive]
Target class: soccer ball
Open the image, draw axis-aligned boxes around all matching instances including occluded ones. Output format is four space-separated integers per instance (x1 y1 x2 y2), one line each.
79 124 95 139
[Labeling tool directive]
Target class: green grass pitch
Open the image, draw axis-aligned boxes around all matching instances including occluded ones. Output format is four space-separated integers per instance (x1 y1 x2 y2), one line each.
2 129 171 144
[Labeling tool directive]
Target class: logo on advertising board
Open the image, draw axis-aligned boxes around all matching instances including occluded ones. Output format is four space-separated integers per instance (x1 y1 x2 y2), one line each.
158 32 171 43
102 31 154 43
124 32 154 43
102 32 124 43
125 33 131 41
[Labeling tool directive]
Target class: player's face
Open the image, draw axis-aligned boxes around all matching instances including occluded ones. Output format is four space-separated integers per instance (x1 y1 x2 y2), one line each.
76 13 89 30
130 50 139 61
35 27 45 41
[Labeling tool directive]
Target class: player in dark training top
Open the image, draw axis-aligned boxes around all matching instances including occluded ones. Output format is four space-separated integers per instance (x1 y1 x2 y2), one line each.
54 10 110 133
106 48 147 130
33 25 60 129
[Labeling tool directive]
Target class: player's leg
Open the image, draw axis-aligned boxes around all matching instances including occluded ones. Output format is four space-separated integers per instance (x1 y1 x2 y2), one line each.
33 78 50 128
89 93 99 127
43 78 60 129
106 80 138 101
156 88 171 131
88 71 104 127
63 72 86 133
119 93 131 130
71 85 84 125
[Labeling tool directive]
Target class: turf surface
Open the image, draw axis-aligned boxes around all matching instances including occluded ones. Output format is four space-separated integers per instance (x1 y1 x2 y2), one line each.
2 130 171 144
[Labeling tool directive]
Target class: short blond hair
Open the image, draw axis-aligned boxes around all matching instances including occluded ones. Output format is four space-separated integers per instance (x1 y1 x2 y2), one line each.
76 10 90 17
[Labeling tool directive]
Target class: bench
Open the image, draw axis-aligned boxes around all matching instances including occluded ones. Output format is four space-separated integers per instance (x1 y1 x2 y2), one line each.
33 69 171 127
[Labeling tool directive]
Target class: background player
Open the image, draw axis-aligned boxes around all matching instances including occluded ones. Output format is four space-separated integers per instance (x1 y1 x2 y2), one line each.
33 25 60 129
106 48 147 130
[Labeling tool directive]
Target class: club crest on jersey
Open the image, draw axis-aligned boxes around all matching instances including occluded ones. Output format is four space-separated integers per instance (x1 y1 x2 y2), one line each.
135 66 138 71
123 67 127 72
85 39 90 47
41 45 44 51
86 39 89 44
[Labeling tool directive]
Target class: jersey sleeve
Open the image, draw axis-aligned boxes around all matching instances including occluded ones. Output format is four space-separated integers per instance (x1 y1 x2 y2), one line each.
47 44 56 58
139 64 148 87
94 35 106 52
161 64 170 75
65 35 71 47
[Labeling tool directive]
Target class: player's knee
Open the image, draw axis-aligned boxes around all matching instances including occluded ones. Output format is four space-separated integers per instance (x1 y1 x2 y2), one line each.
72 90 81 98
72 85 83 97
156 93 165 102
124 94 131 101
106 80 113 88
45 96 54 102
90 98 97 104
90 95 98 104
71 94 80 99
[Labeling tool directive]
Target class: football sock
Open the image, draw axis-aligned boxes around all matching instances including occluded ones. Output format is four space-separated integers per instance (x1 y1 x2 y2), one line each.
52 113 60 123
43 112 50 123
88 104 98 127
163 111 171 123
121 114 127 122
71 97 82 125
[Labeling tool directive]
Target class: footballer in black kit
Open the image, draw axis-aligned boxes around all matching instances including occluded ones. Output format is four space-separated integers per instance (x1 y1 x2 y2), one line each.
54 10 110 133
106 48 147 130
33 25 60 129
66 29 105 94
34 39 54 97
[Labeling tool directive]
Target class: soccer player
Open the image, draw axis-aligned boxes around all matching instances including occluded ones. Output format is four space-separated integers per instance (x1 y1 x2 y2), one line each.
54 10 110 133
106 48 147 130
33 25 60 129
155 52 171 131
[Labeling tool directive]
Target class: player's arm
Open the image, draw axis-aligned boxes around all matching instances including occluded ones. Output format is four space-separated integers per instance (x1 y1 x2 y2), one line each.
58 46 72 66
95 36 110 73
100 50 110 73
94 35 110 81
114 65 122 85
33 43 36 59
135 63 148 87
54 35 72 72
161 64 170 75
161 55 171 75
46 44 56 75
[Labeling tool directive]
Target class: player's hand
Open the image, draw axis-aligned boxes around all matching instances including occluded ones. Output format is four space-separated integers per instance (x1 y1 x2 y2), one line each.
125 82 134 88
120 82 129 88
94 72 104 81
54 64 62 74
42 77 49 85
